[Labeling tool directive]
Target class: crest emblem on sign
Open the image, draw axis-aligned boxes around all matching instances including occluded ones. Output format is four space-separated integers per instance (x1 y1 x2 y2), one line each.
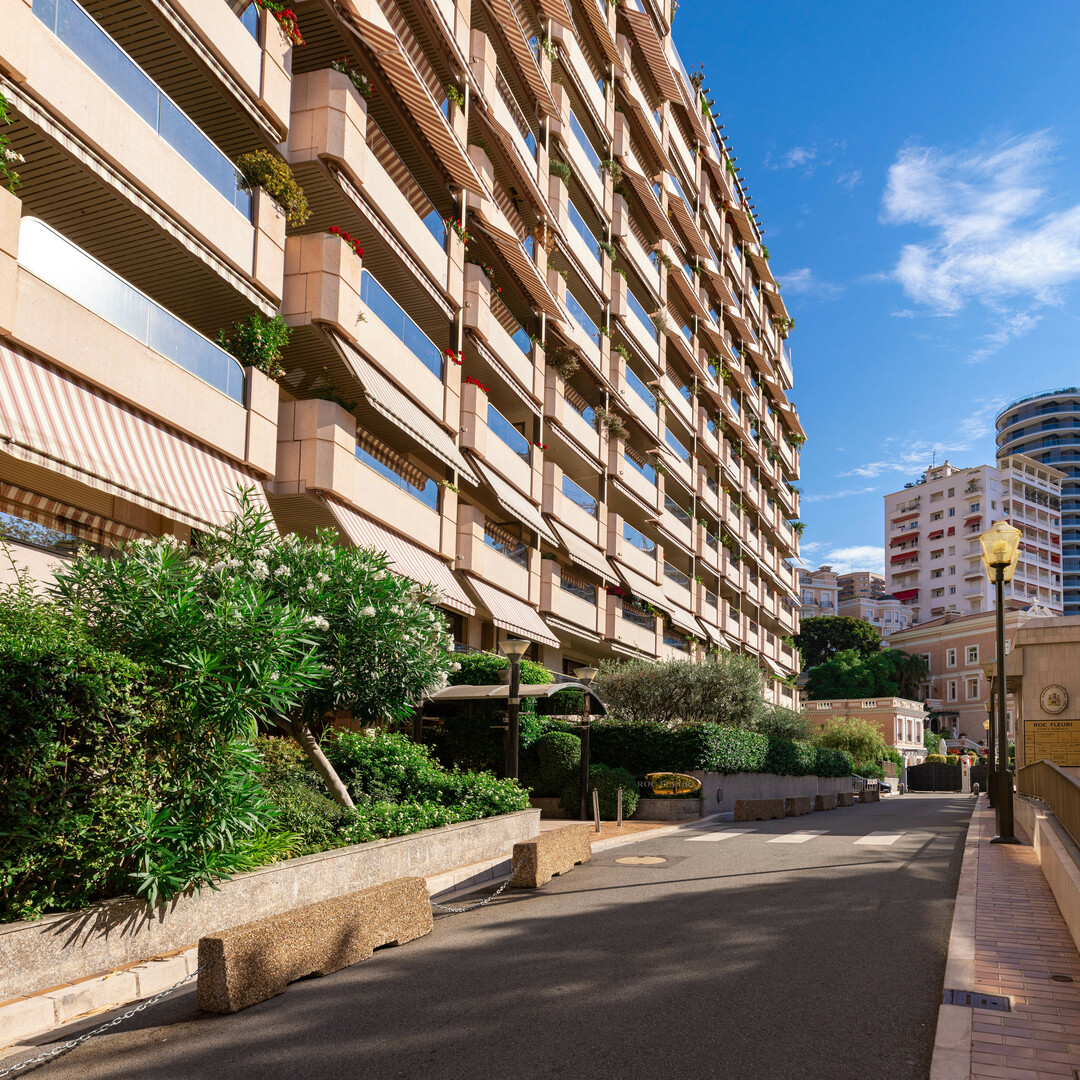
1039 685 1068 715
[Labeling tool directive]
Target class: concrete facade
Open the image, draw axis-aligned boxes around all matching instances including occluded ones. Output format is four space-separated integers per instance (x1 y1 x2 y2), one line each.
837 592 911 637
798 564 838 618
802 697 927 763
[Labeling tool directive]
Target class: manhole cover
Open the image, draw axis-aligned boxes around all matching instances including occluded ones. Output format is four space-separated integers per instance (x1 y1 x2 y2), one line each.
1050 974 1075 983
614 856 667 866
942 989 1011 1012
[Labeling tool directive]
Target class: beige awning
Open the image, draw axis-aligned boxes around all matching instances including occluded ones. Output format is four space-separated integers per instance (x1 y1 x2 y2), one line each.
621 160 683 250
664 180 712 260
324 497 476 616
728 203 758 244
576 0 620 66
618 8 680 100
486 0 560 116
469 455 557 544
549 519 618 583
746 250 776 287
338 0 484 193
763 285 790 320
666 602 705 637
464 575 560 647
700 258 737 307
328 333 480 486
0 343 269 531
612 560 669 613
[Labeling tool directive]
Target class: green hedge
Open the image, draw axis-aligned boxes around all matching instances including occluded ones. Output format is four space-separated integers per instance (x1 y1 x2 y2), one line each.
561 764 639 819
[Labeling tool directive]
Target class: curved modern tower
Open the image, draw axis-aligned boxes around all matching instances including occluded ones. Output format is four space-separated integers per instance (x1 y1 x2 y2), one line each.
996 388 1080 614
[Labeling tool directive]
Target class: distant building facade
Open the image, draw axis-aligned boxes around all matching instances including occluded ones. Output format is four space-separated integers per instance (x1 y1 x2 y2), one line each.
838 571 885 602
837 592 912 637
799 565 839 619
803 697 927 764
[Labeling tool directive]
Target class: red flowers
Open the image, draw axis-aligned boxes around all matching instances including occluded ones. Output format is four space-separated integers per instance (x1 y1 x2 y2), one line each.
444 348 463 365
275 8 304 45
533 442 547 451
464 375 489 394
328 226 363 259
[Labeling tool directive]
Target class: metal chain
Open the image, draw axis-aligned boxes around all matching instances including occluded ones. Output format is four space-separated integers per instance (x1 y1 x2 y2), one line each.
430 860 524 913
0 965 207 1078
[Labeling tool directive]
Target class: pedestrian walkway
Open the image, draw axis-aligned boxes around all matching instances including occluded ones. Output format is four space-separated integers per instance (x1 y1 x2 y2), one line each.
967 803 1080 1079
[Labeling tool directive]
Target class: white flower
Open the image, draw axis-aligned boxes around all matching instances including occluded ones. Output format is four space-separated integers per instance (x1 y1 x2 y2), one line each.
360 605 376 618
252 559 270 580
450 662 461 672
274 564 291 578
312 615 330 631
210 561 227 573
317 572 330 583
4 149 25 165
374 571 387 581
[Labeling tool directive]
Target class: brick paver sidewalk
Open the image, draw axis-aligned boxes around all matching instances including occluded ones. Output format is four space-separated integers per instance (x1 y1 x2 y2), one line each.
969 803 1080 1079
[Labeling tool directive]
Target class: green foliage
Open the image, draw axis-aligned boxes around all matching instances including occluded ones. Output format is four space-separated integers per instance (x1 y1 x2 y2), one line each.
0 92 23 191
814 746 856 778
236 150 310 225
804 648 928 700
925 753 952 765
754 704 815 741
549 159 571 183
594 656 766 728
448 650 552 687
764 736 817 777
815 716 888 763
856 761 885 780
533 732 581 796
561 764 639 819
216 313 292 379
924 729 943 756
795 615 882 668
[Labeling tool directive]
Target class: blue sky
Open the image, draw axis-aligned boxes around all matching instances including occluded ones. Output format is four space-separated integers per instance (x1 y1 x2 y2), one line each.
675 1 1080 573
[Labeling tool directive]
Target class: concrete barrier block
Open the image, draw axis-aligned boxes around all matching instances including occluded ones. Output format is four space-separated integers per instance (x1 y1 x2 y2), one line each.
132 955 191 998
510 824 591 888
814 794 837 811
42 971 139 1026
734 799 786 822
836 792 855 807
785 797 812 817
859 789 880 804
197 876 432 1014
0 996 57 1046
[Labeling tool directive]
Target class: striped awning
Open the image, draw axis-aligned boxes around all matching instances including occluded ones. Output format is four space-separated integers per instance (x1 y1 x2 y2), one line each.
621 160 683 250
469 455 557 545
666 602 704 637
464 574 559 647
664 181 712 260
893 588 919 602
486 0 560 117
574 0 620 66
338 0 483 193
762 285 789 320
324 497 476 616
728 203 758 245
612 560 669 613
0 344 268 530
0 480 147 545
549 519 618 583
700 257 737 308
328 333 480 486
618 8 680 100
745 249 776 287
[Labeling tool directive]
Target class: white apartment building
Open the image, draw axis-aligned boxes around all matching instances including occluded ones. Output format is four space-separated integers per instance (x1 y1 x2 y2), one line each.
798 565 838 618
837 592 911 637
884 457 1063 626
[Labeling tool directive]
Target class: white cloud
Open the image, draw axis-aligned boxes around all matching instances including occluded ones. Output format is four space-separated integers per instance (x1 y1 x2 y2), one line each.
837 169 863 191
777 267 844 298
840 398 1005 479
800 545 885 574
881 132 1080 324
783 145 817 169
802 486 878 503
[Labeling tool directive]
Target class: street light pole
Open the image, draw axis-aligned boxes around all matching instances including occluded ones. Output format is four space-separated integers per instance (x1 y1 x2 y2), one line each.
500 638 531 780
574 666 599 822
981 660 996 808
979 520 1021 845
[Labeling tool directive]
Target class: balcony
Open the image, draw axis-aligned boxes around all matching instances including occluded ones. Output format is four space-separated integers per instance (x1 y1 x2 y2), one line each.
464 264 537 398
663 373 694 429
457 504 535 600
563 287 603 366
661 495 693 550
664 429 693 488
540 561 604 637
614 516 659 580
607 597 659 655
460 381 533 495
547 377 602 459
564 107 605 208
565 198 604 291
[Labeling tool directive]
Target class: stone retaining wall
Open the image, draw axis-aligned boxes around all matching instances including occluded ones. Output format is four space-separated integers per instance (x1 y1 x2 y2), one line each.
1014 795 1080 954
0 809 540 1000
689 771 850 814
631 797 704 821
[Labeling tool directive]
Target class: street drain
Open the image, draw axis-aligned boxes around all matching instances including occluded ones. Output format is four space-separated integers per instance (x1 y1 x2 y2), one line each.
942 989 1011 1012
1050 974 1075 983
614 856 667 866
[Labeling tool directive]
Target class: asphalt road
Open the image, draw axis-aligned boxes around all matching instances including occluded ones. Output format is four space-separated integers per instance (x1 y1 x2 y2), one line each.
24 793 973 1080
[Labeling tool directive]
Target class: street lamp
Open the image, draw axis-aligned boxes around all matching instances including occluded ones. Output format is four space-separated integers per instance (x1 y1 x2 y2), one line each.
500 637 531 779
981 659 997 807
979 519 1022 844
574 665 599 822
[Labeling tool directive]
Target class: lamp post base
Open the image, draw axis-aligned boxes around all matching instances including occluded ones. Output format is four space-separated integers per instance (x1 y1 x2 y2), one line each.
989 835 1022 845
989 769 1018 843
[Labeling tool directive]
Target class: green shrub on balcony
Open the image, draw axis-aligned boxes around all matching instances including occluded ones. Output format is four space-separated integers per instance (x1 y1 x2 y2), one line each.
216 312 292 379
237 149 310 226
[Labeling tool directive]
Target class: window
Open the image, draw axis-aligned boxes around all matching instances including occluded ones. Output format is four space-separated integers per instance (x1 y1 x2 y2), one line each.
948 508 955 517
947 487 954 497
946 648 956 667
931 588 944 598
865 609 872 618
969 502 980 512
949 585 956 595
931 569 943 579
948 565 955 575
931 511 943 521
966 677 979 700
947 679 957 702
966 645 979 664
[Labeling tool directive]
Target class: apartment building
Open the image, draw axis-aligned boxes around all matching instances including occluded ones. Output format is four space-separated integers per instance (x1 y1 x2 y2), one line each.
804 697 927 764
838 571 885 602
798 564 838 618
885 603 1058 743
0 0 804 699
884 457 1063 626
996 389 1080 615
837 591 911 637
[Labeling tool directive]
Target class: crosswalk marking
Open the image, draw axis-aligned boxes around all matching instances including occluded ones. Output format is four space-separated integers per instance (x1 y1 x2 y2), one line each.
852 832 905 846
685 829 757 842
767 830 829 844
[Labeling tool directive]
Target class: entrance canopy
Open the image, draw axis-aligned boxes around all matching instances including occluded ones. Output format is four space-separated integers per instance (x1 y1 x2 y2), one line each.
424 681 607 716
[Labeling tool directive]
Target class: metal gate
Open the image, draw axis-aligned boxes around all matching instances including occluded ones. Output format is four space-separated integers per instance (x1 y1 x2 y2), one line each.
906 762 963 792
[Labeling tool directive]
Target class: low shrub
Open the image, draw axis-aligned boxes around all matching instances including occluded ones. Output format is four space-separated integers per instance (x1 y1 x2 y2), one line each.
534 732 581 796
814 747 855 778
925 754 953 765
855 761 885 781
236 150 310 225
764 736 817 777
561 764 639 819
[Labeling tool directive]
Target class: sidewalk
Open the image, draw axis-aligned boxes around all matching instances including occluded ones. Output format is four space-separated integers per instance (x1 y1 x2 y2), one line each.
934 801 1080 1080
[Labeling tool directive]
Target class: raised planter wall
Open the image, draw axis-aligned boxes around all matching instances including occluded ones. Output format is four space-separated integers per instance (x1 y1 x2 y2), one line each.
631 797 704 821
690 772 850 814
0 809 539 1000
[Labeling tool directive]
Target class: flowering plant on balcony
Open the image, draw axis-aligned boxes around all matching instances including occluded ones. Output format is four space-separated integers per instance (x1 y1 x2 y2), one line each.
216 313 292 380
464 375 489 394
255 0 304 46
469 261 502 294
444 348 463 366
237 150 310 225
443 218 472 246
533 442 547 452
0 94 23 192
546 347 579 381
330 57 371 99
328 226 363 259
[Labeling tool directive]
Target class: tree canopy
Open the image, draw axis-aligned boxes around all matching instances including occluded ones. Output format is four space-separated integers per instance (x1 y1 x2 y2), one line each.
794 616 882 669
803 649 928 701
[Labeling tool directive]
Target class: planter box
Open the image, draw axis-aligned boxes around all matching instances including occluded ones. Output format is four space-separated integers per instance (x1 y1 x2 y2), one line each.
529 797 569 819
0 808 539 1000
632 797 704 821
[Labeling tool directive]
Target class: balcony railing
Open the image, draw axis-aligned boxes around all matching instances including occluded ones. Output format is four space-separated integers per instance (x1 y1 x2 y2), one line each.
623 520 655 553
490 289 531 355
18 217 244 401
356 443 438 510
665 430 691 462
36 0 251 217
569 110 602 175
485 523 528 566
625 365 657 412
566 289 601 347
626 287 658 343
495 68 537 160
664 562 690 589
562 474 597 517
360 269 444 379
487 403 530 458
568 200 601 263
664 495 691 527
624 451 656 485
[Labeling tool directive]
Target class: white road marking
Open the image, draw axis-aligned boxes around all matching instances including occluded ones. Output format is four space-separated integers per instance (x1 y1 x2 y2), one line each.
767 830 829 844
853 832 905 846
685 829 757 842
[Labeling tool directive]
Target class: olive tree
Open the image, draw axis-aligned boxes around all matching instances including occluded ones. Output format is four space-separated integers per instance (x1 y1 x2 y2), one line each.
54 492 454 807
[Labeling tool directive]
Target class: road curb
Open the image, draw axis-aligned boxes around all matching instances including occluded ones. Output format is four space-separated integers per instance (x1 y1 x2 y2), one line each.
928 798 981 1080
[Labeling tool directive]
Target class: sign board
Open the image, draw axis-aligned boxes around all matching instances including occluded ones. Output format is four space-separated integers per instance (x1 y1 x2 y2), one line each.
1024 719 1080 767
646 772 702 796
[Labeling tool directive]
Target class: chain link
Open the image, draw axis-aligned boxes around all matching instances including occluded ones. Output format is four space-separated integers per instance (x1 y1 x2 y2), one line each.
0 965 207 1078
430 860 523 914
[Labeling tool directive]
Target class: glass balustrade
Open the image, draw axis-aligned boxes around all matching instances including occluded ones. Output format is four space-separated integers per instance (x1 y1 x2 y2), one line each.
421 207 447 248
487 403 530 458
622 603 654 629
625 288 658 342
664 628 689 651
18 217 245 401
664 562 691 589
565 290 601 347
355 444 439 510
665 430 690 461
567 200 601 263
360 270 444 379
623 521 655 553
562 475 597 517
624 365 657 412
569 111 602 175
484 529 528 566
560 575 597 603
624 452 656 484
239 2 259 38
664 495 691 527
35 0 251 217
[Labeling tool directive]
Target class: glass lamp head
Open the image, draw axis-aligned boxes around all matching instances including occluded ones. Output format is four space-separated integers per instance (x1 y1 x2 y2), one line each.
574 665 599 685
500 637 531 659
979 520 1021 582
